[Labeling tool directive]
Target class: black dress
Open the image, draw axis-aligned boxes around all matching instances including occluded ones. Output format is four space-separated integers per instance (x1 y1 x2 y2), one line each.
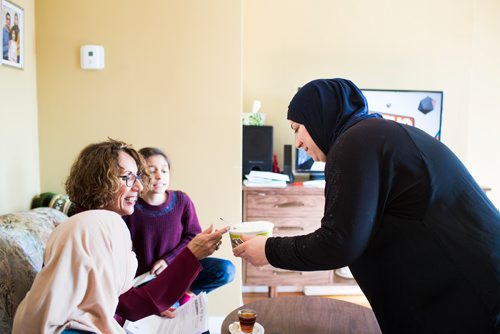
266 118 500 333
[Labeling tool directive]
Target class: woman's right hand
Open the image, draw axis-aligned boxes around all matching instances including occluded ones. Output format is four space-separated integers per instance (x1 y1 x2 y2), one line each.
187 224 230 260
233 234 270 266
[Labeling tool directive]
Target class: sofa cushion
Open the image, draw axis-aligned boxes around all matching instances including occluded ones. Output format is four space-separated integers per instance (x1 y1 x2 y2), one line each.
0 207 68 333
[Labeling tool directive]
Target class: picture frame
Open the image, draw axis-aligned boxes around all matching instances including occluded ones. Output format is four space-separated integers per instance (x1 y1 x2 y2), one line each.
2 0 24 69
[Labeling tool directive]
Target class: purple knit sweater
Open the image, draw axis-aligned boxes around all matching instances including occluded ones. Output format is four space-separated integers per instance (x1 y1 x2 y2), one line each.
123 191 202 276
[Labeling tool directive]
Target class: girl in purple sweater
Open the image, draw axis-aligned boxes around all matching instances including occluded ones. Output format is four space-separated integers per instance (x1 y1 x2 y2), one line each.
124 147 235 309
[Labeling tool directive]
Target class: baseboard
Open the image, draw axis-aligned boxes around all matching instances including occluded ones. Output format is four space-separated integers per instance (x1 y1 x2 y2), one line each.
303 285 363 296
208 316 224 334
242 285 363 295
242 285 303 293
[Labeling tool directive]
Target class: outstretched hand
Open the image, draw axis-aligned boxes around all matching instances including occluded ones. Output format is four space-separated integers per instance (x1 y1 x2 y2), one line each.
233 234 269 267
187 224 230 260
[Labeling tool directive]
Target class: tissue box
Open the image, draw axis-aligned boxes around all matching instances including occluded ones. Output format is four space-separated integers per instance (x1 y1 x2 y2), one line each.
242 113 266 126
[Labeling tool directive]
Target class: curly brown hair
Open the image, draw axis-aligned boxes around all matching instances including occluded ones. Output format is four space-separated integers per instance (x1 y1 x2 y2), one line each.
65 139 147 210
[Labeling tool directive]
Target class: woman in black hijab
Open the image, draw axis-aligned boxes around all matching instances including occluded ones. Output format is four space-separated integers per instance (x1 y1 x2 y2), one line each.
234 78 500 333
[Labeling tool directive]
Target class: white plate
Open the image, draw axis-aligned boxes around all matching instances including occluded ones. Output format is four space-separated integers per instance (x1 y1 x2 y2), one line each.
228 321 264 334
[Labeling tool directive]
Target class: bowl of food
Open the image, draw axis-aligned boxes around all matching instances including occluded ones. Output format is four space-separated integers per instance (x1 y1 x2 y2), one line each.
229 221 274 248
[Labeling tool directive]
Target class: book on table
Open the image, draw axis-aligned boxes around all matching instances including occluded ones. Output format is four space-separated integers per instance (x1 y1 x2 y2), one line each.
243 170 289 188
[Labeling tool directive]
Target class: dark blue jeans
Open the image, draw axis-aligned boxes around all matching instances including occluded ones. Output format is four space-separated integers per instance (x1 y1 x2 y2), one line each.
190 257 235 295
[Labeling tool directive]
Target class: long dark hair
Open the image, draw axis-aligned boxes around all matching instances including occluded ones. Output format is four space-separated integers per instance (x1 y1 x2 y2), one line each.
138 147 170 169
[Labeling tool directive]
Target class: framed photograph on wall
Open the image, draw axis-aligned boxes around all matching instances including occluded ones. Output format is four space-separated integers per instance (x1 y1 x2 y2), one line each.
2 0 23 69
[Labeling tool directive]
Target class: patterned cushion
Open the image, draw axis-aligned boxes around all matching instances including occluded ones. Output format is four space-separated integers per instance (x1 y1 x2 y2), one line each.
31 192 77 217
0 208 68 333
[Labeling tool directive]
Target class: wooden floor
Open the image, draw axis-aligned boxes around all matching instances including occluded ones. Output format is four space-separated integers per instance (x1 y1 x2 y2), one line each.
243 292 371 309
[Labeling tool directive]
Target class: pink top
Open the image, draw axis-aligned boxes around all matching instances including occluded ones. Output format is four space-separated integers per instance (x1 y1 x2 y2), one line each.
13 210 201 333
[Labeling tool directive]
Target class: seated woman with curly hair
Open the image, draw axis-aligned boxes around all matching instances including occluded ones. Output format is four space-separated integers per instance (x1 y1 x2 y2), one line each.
13 139 228 334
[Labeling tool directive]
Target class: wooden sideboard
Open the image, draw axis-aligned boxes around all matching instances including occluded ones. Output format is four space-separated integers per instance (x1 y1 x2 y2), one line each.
242 185 359 297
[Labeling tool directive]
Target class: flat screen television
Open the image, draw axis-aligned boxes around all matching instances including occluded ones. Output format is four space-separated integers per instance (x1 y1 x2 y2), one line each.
362 89 444 140
294 88 444 179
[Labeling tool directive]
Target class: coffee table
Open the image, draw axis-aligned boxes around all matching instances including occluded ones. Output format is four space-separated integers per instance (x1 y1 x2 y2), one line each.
221 296 381 334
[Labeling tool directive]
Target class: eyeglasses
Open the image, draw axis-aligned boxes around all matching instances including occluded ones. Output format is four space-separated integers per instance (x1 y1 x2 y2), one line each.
118 172 142 187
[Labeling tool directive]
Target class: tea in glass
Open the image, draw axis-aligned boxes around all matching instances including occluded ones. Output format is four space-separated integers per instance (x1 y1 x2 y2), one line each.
238 308 257 333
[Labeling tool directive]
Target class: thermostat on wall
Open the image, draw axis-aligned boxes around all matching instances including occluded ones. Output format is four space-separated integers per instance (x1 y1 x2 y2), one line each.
80 45 105 70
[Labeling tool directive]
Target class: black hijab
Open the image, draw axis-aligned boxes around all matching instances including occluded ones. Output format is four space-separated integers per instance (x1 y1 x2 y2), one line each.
287 78 381 156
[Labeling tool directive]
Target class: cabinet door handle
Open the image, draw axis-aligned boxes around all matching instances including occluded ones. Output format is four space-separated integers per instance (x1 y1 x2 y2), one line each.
273 271 303 276
274 226 305 231
274 201 304 208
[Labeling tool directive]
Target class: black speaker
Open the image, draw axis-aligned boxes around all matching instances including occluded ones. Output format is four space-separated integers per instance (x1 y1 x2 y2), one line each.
283 144 294 183
243 125 273 178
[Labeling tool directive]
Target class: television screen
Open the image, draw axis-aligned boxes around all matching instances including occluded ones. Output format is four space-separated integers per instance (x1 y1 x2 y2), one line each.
362 89 444 140
294 88 444 178
295 147 326 177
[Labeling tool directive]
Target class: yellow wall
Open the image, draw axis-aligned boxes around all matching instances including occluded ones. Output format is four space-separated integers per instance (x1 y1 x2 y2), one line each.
467 0 500 206
0 0 39 214
36 0 242 316
243 0 500 207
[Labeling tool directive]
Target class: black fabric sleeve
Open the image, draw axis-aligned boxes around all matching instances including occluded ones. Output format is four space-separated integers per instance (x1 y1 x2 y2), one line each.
265 126 384 271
